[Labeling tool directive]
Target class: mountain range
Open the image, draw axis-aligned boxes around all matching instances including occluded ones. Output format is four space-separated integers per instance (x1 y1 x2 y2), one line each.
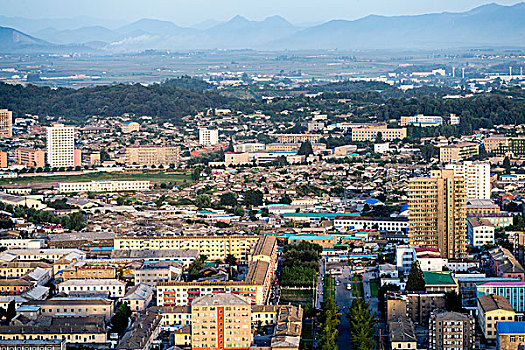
1 2 525 53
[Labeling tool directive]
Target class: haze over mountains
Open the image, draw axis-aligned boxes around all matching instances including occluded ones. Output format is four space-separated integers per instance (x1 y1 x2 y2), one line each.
1 2 525 53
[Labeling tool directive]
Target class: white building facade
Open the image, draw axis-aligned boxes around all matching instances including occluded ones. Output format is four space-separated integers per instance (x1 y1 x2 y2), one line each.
46 124 75 168
58 180 150 193
446 161 491 200
198 128 219 146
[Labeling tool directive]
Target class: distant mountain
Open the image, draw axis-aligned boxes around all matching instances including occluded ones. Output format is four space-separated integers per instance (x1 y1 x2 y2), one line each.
2 3 525 53
203 15 298 48
273 2 525 49
0 15 125 33
191 19 224 31
0 26 53 51
116 18 196 37
34 26 123 45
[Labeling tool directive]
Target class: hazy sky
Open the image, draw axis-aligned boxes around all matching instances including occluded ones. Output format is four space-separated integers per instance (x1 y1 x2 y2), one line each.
2 0 523 26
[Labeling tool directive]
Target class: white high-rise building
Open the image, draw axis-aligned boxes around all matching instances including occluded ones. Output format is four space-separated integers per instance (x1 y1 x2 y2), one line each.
46 124 75 168
446 161 491 200
198 128 219 146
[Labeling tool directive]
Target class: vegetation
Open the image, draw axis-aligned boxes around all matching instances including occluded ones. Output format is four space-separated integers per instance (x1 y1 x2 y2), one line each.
405 262 426 292
243 189 264 207
111 303 132 336
219 192 238 207
188 255 208 281
297 141 314 156
347 298 375 350
318 288 341 350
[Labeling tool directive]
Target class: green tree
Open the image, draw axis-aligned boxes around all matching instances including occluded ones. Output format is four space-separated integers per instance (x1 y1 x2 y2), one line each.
347 298 375 350
405 262 426 291
375 131 383 143
445 291 463 311
195 194 211 209
503 156 512 174
5 300 15 322
297 141 314 156
111 303 132 335
243 189 263 207
318 295 341 350
220 192 238 207
234 206 245 217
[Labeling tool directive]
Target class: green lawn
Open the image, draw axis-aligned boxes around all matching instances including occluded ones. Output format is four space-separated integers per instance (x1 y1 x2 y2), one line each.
0 172 192 185
352 281 364 298
324 276 336 301
370 281 379 298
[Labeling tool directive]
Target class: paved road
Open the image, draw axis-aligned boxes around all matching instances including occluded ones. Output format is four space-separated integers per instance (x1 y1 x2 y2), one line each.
335 265 354 350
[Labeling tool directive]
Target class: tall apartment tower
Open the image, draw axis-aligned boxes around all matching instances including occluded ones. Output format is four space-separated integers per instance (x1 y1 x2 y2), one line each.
429 310 475 350
199 128 219 146
46 124 75 168
408 169 467 259
191 293 252 350
0 109 13 138
445 161 491 200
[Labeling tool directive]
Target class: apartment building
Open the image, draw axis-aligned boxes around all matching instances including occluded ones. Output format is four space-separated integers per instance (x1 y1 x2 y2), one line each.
134 262 183 286
334 216 408 232
484 136 525 155
62 264 116 280
233 143 265 153
0 248 85 262
125 145 181 166
121 283 154 312
46 124 75 168
268 133 322 143
0 109 13 138
388 318 418 350
0 261 51 279
350 125 407 141
157 236 277 307
191 294 252 350
439 142 479 163
0 239 44 249
32 297 115 320
387 292 447 325
113 235 260 263
429 310 475 350
58 180 151 193
400 114 443 127
478 294 515 341
446 161 491 199
408 169 468 259
0 151 6 168
58 279 126 298
0 317 107 346
199 128 219 146
14 148 45 168
477 281 525 313
0 339 65 350
116 307 162 350
467 217 495 247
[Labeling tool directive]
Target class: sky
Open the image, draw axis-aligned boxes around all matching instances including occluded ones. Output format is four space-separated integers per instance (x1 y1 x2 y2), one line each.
1 0 523 26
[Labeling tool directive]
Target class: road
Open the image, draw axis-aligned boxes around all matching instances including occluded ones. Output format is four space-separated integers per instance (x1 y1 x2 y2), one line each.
335 264 354 350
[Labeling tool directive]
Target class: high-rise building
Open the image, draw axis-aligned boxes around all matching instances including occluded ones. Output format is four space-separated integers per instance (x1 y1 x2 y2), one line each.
0 109 13 138
125 145 180 166
46 124 75 168
439 142 479 163
408 169 467 259
199 128 219 146
191 293 252 350
445 161 491 199
429 309 475 350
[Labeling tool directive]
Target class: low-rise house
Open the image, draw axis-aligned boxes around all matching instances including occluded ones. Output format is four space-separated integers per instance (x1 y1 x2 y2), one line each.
30 296 115 320
116 307 163 350
58 279 126 298
497 321 525 350
424 271 459 293
388 318 417 350
121 283 153 312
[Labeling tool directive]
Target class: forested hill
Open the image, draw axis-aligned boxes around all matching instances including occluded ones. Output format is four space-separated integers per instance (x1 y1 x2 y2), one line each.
0 82 234 124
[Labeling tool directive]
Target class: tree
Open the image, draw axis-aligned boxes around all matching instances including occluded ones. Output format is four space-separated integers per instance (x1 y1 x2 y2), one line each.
503 156 512 174
297 141 314 156
405 262 426 291
111 303 132 335
5 301 15 322
318 295 340 350
445 291 462 311
225 254 237 267
195 194 211 209
244 189 263 207
347 298 375 350
234 206 245 217
220 192 238 207
375 131 383 143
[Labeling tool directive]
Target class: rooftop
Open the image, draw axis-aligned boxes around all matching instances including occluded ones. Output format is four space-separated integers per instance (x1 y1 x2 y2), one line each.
423 271 456 286
478 294 514 313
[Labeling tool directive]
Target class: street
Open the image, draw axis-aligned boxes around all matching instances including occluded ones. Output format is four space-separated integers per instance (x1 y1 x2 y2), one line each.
335 265 354 350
